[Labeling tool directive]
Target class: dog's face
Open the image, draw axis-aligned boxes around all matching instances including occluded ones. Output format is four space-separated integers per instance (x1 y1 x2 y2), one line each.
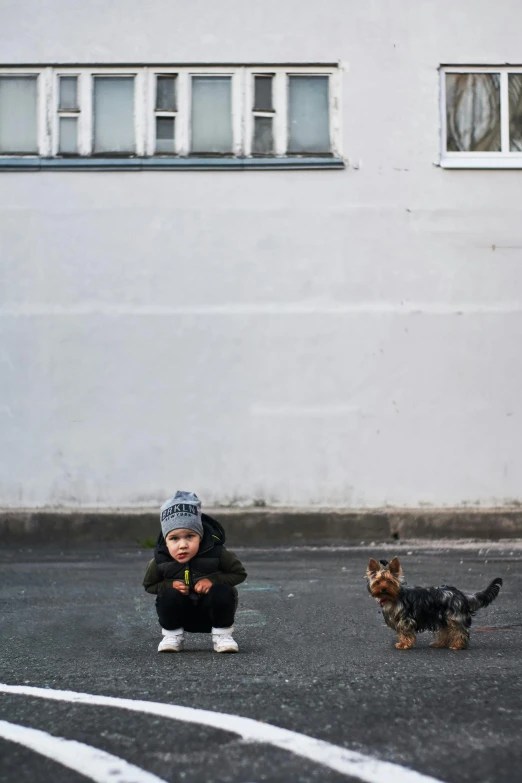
366 557 403 603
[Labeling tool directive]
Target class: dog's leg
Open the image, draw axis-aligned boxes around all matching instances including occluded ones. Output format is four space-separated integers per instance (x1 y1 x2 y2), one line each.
447 619 469 650
395 631 416 650
430 628 450 648
395 617 416 650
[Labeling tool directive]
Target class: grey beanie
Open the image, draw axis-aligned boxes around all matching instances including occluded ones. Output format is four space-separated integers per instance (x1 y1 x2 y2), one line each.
160 491 203 539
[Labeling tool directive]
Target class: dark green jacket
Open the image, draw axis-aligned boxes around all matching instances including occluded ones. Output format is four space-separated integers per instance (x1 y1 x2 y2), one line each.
142 547 247 595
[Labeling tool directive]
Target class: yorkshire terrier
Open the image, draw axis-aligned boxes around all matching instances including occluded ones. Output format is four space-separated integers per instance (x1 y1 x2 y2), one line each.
366 557 502 650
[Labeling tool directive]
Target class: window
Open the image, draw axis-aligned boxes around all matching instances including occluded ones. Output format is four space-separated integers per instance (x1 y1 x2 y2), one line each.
0 75 38 154
93 76 135 154
191 76 233 154
57 75 79 155
155 75 177 154
288 75 330 154
441 66 522 168
252 74 274 155
0 65 342 169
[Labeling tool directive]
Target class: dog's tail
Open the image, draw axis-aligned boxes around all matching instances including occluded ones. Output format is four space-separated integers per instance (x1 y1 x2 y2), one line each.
468 577 503 612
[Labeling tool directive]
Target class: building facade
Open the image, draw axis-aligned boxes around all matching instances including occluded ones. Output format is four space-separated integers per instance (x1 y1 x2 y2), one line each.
1 0 521 510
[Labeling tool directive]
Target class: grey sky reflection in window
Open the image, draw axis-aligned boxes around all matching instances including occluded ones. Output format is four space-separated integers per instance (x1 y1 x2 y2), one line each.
288 75 330 154
59 77 78 111
156 116 175 153
93 76 135 154
0 76 37 153
59 117 78 154
253 116 273 154
191 76 232 154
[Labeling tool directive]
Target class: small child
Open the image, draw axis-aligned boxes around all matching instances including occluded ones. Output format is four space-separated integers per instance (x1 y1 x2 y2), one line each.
143 491 247 653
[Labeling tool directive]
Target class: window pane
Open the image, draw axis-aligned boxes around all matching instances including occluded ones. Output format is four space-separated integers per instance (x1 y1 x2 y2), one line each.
509 73 522 152
253 116 273 154
156 116 175 153
191 76 232 154
59 117 78 154
156 76 176 112
59 76 78 111
446 73 501 152
288 76 330 154
0 76 37 153
254 75 273 111
93 76 135 154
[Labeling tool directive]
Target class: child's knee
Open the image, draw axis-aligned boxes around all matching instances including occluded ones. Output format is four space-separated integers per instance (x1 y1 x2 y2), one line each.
209 584 236 604
157 587 188 608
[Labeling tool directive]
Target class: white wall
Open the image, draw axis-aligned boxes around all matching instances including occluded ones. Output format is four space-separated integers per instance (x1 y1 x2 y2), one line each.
1 0 522 508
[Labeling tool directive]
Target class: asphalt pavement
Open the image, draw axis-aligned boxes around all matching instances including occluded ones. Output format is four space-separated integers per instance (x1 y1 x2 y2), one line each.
0 542 521 783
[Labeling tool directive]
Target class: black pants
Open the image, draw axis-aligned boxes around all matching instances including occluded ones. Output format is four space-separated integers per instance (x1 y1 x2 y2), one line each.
156 584 237 633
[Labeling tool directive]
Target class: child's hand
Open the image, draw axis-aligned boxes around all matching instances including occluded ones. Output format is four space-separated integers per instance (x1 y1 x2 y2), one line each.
172 581 189 594
194 578 213 594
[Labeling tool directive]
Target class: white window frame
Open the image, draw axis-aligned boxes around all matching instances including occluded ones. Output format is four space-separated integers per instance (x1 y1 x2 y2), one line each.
0 68 49 156
54 71 81 156
440 65 522 169
248 72 276 156
0 64 341 162
185 67 243 156
244 66 341 157
149 71 178 156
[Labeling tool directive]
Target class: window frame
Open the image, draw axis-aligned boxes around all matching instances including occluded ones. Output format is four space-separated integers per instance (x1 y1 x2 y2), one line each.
187 68 242 156
0 64 342 168
286 72 333 156
152 73 178 156
0 68 47 156
250 73 275 156
244 66 341 158
91 72 142 157
56 74 80 156
440 65 522 169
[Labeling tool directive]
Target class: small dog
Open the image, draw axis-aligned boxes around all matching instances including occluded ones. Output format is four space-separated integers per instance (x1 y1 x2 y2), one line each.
366 557 503 650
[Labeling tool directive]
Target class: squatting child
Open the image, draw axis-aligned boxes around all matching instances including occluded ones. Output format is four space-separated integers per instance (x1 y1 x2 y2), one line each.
143 491 247 653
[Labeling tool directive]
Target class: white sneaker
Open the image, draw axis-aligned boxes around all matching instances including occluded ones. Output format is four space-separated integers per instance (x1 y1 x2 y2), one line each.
158 627 184 653
212 626 239 653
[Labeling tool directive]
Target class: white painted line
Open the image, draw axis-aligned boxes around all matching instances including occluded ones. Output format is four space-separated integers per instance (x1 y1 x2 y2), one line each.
251 404 359 417
0 683 444 783
0 719 167 783
1 301 522 316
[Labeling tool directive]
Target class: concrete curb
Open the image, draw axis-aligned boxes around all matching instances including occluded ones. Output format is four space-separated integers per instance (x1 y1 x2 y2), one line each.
1 507 522 545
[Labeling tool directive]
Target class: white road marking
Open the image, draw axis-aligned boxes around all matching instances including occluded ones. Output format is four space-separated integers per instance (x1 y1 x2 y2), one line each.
2 301 522 315
0 719 167 783
0 683 444 783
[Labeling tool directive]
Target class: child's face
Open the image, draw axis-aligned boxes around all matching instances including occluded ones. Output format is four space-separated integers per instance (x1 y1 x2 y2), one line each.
165 528 201 562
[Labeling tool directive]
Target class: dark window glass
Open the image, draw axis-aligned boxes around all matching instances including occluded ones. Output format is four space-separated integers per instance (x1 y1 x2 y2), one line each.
156 116 175 153
253 116 273 154
156 76 177 112
254 75 273 111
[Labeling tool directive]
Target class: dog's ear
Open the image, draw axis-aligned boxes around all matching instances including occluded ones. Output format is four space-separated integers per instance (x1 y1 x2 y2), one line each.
388 556 402 576
367 558 381 575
